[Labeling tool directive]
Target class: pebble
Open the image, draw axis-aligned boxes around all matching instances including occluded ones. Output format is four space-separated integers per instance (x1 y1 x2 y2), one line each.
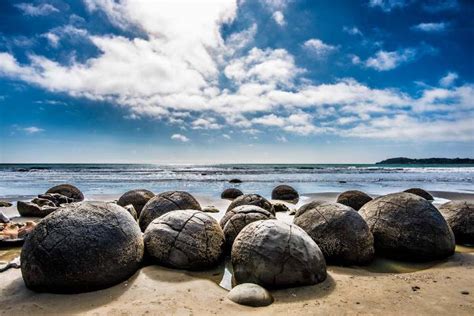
227 283 273 307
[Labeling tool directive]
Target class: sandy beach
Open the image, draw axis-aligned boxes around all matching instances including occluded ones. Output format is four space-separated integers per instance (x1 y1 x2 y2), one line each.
1 190 473 315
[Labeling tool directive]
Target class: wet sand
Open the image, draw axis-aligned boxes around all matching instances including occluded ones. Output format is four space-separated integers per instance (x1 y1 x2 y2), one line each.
1 191 473 315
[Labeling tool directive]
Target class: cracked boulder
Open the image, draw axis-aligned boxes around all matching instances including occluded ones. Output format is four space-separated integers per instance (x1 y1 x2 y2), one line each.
46 184 84 202
221 188 243 200
139 191 201 231
294 202 374 265
117 189 154 216
220 205 275 249
231 220 327 288
227 194 274 215
294 200 326 218
403 188 434 201
21 202 144 293
144 210 225 270
438 201 474 244
359 192 455 261
17 200 57 217
37 193 74 206
336 190 373 211
271 185 299 203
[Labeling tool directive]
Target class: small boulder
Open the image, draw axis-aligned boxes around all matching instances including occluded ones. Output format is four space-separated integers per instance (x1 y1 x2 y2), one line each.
17 201 57 217
294 200 326 218
221 188 243 200
359 192 455 261
123 204 138 220
31 198 56 208
117 189 154 216
227 194 274 215
336 190 372 211
271 185 299 203
21 202 143 293
202 206 220 213
144 210 224 270
272 201 291 213
438 201 474 244
0 211 9 223
139 191 201 231
294 202 374 265
232 220 327 288
404 188 434 201
37 193 73 206
229 179 242 183
46 184 84 202
0 200 13 207
227 283 274 307
220 205 275 248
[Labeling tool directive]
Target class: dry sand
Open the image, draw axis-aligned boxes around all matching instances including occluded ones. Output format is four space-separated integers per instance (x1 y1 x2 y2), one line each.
1 191 473 315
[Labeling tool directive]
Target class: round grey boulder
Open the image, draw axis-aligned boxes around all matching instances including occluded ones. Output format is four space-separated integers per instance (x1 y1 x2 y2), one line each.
221 188 243 200
139 191 201 231
144 210 224 270
359 192 455 261
271 185 299 203
294 200 326 218
294 202 374 265
232 220 327 288
46 184 84 202
117 189 154 216
21 202 144 293
227 283 274 307
438 201 474 244
227 194 274 215
404 188 434 201
220 205 275 248
336 190 372 211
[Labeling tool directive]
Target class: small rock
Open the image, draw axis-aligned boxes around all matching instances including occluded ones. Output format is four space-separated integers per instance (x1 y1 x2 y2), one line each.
272 202 291 213
412 286 420 292
0 211 10 223
203 206 220 213
0 201 13 207
229 179 242 183
227 283 274 307
461 291 469 295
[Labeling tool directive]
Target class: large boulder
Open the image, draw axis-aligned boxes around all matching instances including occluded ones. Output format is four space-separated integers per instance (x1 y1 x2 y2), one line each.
438 201 474 244
294 200 326 218
227 194 274 215
117 189 154 216
144 210 224 270
46 184 84 202
294 203 374 265
359 193 455 261
139 191 201 231
221 188 243 200
21 202 144 293
404 188 434 201
220 205 275 248
227 283 274 307
17 201 57 217
271 185 299 203
231 220 327 288
336 190 372 211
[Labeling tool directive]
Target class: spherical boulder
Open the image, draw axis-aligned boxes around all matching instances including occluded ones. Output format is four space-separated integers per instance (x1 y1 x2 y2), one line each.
294 200 326 218
227 283 274 307
438 201 474 244
231 220 327 288
336 190 373 211
21 202 144 293
359 193 455 261
221 188 243 200
227 194 274 215
117 189 154 216
271 185 299 203
144 210 224 270
294 202 374 265
220 205 275 248
404 188 434 201
46 184 84 202
139 191 201 231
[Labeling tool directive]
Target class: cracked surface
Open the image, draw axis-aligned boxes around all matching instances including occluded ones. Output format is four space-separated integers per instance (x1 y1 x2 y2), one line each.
337 190 373 211
46 184 84 202
359 192 455 261
294 202 374 265
231 219 327 288
17 201 57 217
117 189 154 216
20 202 144 294
226 194 274 215
139 191 201 231
438 201 474 244
271 185 299 203
294 200 326 218
143 210 224 270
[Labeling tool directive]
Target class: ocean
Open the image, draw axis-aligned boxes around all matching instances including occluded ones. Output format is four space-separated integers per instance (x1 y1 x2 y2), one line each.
0 163 473 199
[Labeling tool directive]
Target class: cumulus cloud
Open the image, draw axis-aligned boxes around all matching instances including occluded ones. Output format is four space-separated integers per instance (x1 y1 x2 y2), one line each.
343 26 363 36
272 11 285 26
15 3 59 16
365 48 417 71
368 0 409 12
439 72 458 87
192 117 222 130
303 39 338 59
171 134 190 142
412 22 448 32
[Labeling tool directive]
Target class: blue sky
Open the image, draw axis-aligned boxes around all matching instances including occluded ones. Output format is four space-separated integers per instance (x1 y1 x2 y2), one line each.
0 0 473 163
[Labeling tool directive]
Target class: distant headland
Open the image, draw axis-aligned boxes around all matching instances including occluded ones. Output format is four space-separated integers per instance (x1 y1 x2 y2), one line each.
376 157 474 164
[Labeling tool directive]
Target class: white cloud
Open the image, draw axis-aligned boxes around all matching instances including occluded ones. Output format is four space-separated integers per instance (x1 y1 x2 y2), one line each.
171 134 189 142
368 0 409 12
365 48 417 71
15 3 59 16
412 22 448 32
42 33 60 47
276 135 288 142
439 72 458 87
343 26 363 36
303 39 338 59
223 134 231 139
192 117 222 130
260 0 291 10
22 126 44 134
272 11 285 26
